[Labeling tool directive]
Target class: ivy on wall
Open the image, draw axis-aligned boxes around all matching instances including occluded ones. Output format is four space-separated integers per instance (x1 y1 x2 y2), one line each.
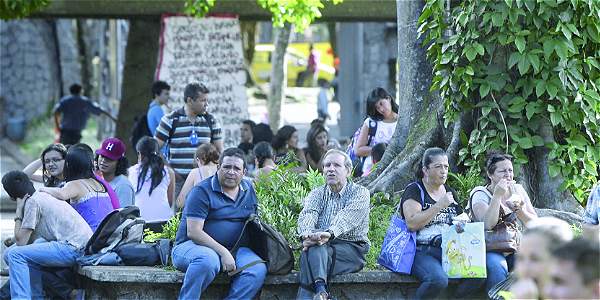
419 0 600 203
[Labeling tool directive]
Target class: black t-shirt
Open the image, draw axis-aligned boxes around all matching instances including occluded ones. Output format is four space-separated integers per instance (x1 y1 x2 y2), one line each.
238 142 254 155
400 181 463 227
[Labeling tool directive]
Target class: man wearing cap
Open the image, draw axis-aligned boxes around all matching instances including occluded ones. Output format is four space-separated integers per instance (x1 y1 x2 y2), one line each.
155 83 223 202
1 171 92 299
96 137 134 207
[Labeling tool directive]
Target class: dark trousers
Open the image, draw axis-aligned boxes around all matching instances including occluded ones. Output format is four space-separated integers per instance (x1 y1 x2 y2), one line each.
59 129 82 146
411 245 485 300
297 239 368 299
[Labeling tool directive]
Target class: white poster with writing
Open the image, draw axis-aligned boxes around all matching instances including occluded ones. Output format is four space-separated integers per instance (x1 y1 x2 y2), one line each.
157 16 248 148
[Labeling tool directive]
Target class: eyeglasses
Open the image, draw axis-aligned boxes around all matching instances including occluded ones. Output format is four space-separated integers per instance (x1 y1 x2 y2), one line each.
43 158 64 165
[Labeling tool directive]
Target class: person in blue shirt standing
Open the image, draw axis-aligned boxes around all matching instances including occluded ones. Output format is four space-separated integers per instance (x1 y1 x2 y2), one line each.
146 80 171 136
53 84 116 145
171 147 266 299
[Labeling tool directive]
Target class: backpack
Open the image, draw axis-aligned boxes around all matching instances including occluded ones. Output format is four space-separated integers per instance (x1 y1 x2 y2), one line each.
230 214 294 275
164 112 215 160
345 118 378 176
84 206 146 255
130 114 151 150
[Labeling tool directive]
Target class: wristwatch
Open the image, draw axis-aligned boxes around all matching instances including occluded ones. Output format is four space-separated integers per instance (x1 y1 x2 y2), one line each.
326 229 335 240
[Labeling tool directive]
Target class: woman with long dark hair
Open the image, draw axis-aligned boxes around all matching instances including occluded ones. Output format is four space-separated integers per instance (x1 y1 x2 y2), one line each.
272 125 306 170
23 143 68 187
39 145 113 231
303 124 329 171
128 137 175 228
95 137 134 207
253 141 276 177
354 87 398 175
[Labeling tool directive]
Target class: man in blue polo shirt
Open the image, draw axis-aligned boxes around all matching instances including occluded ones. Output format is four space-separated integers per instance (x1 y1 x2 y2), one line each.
172 147 266 299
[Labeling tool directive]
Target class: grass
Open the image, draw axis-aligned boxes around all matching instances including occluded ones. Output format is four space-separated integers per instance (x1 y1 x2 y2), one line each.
19 117 102 159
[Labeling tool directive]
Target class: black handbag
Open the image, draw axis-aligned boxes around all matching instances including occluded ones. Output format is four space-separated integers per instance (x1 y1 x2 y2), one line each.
230 214 294 275
115 238 172 266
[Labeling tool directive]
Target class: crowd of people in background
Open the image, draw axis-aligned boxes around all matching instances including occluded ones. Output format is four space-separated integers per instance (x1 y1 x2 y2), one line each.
1 81 598 300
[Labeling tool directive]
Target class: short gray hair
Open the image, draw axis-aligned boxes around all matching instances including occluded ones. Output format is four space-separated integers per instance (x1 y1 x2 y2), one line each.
322 149 353 171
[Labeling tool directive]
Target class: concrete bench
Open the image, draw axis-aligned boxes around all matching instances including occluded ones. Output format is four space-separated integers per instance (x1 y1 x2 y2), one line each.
78 266 421 299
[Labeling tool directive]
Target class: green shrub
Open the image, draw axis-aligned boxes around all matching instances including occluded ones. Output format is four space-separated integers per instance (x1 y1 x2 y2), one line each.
447 169 485 208
144 212 181 243
366 203 395 269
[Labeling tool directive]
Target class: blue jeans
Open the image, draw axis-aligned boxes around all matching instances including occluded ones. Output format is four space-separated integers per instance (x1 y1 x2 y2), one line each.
485 252 514 292
3 241 82 299
411 245 484 300
172 240 267 300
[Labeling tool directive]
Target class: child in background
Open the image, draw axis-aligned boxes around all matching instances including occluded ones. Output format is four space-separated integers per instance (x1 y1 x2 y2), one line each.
362 143 387 177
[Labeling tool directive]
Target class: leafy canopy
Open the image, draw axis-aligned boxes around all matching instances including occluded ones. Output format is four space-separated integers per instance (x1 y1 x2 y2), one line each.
419 0 600 203
0 0 50 19
185 0 343 32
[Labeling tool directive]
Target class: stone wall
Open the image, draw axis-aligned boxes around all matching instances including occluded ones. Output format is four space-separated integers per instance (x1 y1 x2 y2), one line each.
0 18 128 141
363 22 397 96
0 20 62 128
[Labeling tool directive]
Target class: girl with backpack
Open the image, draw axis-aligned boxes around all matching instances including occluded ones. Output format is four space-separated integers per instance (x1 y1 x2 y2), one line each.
353 87 398 176
128 137 175 232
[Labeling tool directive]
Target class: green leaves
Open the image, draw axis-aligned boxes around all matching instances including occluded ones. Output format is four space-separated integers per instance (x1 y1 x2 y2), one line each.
0 0 50 19
185 0 216 17
419 0 600 204
257 0 343 32
463 43 485 61
515 36 526 53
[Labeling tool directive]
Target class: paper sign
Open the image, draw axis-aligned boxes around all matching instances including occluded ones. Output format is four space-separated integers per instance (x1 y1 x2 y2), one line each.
157 16 249 148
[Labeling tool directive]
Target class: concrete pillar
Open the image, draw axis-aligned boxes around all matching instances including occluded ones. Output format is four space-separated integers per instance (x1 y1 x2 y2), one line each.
337 22 364 138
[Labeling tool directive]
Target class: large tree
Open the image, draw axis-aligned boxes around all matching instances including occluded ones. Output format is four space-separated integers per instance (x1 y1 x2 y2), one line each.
362 0 600 216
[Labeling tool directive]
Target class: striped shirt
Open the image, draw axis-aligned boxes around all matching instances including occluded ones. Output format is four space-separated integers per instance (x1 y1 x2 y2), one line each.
298 182 370 244
155 107 221 176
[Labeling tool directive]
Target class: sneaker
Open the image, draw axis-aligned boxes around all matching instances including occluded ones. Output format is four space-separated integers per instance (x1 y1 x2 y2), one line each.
313 291 329 300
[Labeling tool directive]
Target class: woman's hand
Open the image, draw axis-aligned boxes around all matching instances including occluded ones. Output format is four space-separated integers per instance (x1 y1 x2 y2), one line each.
436 192 456 209
493 179 510 197
506 195 524 212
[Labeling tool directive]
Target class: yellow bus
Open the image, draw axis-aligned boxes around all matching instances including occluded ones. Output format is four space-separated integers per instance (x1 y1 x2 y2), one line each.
250 42 336 87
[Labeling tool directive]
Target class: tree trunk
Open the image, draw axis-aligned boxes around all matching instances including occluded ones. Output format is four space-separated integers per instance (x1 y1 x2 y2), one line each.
358 0 447 195
115 18 161 162
522 118 584 214
267 23 291 131
240 21 256 87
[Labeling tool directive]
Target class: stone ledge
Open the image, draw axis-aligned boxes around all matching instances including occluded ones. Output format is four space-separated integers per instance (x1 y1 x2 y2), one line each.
78 265 419 284
78 266 421 300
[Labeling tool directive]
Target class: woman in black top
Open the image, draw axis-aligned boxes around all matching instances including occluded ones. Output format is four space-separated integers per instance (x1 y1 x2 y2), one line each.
401 147 483 299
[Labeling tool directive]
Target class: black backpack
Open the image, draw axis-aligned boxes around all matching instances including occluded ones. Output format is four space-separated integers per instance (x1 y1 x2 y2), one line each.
230 214 294 275
130 114 152 150
84 206 146 255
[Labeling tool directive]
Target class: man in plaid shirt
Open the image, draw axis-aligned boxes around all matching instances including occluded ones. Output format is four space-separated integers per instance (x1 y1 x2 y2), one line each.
296 149 371 300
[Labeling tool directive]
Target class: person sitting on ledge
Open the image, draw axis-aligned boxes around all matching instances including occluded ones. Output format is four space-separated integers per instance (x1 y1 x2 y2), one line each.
171 148 266 299
296 149 371 300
